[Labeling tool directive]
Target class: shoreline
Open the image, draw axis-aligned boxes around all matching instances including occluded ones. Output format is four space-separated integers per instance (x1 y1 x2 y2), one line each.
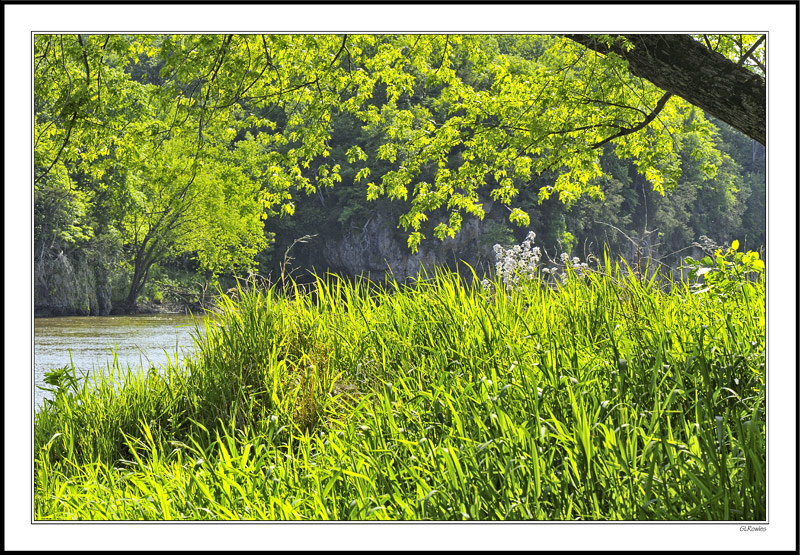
34 299 209 318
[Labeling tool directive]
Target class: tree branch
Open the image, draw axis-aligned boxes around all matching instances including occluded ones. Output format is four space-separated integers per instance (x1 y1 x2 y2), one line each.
330 34 348 70
434 35 450 75
35 112 78 184
76 34 90 78
198 34 233 143
590 91 673 149
738 35 765 67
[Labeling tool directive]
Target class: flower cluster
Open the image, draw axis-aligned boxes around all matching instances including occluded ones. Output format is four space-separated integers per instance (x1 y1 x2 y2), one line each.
487 231 542 291
482 231 591 293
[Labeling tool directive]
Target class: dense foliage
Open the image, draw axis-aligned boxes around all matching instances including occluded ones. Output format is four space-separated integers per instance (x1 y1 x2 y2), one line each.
34 242 765 520
33 34 765 313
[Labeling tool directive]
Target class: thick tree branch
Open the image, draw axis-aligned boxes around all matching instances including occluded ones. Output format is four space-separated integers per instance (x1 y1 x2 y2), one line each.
564 34 766 144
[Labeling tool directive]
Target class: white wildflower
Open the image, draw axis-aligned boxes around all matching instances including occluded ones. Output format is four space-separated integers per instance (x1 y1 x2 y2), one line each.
490 231 546 292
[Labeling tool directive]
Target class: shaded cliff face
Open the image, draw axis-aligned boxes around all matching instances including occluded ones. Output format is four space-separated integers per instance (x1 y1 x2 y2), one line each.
293 201 508 283
317 214 486 281
34 251 112 317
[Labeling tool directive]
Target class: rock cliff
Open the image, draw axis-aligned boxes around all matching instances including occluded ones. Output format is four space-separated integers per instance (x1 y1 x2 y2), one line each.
297 200 509 283
34 250 112 317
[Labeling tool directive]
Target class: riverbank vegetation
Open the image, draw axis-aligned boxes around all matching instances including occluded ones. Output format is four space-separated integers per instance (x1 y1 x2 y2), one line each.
34 240 765 520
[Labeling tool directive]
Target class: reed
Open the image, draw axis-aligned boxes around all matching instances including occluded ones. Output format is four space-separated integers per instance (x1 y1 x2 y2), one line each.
34 247 766 520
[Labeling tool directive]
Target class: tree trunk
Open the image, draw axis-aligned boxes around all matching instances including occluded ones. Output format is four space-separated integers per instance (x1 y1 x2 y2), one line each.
124 257 151 312
565 34 766 145
124 271 143 312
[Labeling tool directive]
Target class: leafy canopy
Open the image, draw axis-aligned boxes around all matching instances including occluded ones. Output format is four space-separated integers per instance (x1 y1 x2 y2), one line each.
35 34 724 257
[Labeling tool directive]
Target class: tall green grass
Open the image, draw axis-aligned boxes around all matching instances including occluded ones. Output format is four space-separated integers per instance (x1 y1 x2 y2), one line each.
34 255 765 520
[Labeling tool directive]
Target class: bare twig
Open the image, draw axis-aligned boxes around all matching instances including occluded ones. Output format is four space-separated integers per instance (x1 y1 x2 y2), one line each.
280 234 318 286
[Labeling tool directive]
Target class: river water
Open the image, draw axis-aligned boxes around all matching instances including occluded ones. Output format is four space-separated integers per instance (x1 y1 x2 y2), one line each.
33 313 209 410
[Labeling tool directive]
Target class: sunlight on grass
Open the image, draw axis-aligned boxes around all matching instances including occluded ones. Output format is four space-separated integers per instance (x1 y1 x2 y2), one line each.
34 249 766 521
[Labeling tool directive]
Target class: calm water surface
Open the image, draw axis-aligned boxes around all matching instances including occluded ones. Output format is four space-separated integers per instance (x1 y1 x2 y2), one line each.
34 313 209 409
